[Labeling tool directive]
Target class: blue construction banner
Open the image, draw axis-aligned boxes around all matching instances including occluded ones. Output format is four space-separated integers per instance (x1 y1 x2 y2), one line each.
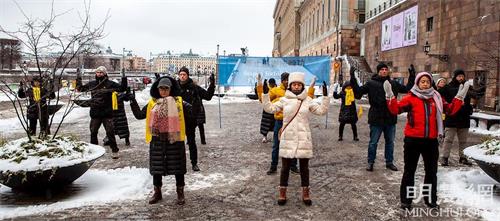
218 56 331 86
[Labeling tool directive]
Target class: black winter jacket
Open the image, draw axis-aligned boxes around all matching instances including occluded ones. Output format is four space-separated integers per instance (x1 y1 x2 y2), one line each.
351 74 414 126
77 77 126 119
130 98 192 175
18 86 55 119
440 79 481 128
178 78 215 125
333 83 358 124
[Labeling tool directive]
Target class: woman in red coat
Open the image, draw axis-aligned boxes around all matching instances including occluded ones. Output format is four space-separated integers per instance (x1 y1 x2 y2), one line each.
384 72 471 210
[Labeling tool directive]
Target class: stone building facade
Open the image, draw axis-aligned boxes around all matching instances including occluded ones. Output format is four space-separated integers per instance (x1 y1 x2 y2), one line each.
363 0 499 111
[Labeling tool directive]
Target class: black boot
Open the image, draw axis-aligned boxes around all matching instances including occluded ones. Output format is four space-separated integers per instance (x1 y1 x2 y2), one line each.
366 163 374 172
386 164 398 171
459 157 473 166
176 186 185 205
266 166 277 175
192 164 200 171
125 137 130 146
440 157 449 166
149 186 162 204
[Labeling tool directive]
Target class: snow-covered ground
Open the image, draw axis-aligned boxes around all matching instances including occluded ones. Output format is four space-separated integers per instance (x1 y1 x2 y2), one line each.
469 121 500 138
0 167 250 219
439 168 500 221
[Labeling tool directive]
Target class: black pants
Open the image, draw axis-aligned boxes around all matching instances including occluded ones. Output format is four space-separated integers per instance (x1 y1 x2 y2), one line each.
198 123 206 143
153 174 185 187
400 137 439 205
186 122 198 165
280 158 310 187
90 117 118 152
28 109 49 136
339 122 357 139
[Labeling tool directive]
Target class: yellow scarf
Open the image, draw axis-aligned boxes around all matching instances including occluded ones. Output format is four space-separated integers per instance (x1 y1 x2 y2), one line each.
112 92 118 110
345 88 354 106
33 87 41 102
145 97 185 143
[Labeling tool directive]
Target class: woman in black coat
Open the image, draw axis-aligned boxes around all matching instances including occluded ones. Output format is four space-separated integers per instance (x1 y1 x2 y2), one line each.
333 81 359 141
129 76 191 205
103 91 131 146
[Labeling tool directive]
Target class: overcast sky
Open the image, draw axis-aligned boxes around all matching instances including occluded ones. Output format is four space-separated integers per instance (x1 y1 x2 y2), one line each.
0 0 276 58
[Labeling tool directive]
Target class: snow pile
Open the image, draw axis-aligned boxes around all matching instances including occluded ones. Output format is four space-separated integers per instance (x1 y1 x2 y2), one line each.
0 167 250 219
464 139 500 164
439 168 500 221
0 136 105 172
470 122 500 138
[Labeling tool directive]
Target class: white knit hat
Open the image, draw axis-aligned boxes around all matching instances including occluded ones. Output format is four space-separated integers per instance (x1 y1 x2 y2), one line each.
95 66 107 74
287 72 305 87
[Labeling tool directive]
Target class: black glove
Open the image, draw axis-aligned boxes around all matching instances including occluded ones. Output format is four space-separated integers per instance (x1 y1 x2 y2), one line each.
408 64 416 78
154 73 160 80
350 67 356 78
19 81 24 86
322 81 327 96
128 89 136 101
263 79 269 94
209 73 215 86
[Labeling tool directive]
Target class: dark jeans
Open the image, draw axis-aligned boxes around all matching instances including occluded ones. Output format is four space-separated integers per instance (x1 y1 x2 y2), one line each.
198 123 206 143
400 137 439 205
339 122 357 139
153 174 185 187
368 124 395 164
280 158 310 187
186 122 198 165
90 117 118 152
271 120 297 168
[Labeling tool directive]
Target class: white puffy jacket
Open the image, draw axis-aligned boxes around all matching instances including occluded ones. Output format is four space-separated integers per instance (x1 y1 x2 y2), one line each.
262 89 329 159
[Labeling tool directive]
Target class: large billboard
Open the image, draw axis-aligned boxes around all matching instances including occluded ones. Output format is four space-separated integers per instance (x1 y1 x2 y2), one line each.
381 5 418 51
218 56 331 86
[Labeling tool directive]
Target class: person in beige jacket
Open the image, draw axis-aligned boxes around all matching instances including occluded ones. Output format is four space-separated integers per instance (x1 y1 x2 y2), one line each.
261 72 330 206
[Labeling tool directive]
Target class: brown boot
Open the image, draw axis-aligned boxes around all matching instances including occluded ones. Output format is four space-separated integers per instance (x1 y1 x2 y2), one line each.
176 186 185 205
148 186 162 204
302 186 312 206
278 186 287 205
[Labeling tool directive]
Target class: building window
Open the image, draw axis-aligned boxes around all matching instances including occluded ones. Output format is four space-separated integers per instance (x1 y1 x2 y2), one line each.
379 5 381 13
374 8 377 15
370 10 372 18
334 44 336 51
425 64 431 72
328 0 331 18
426 17 434 32
359 13 365 23
322 3 325 24
327 46 329 53
383 2 386 10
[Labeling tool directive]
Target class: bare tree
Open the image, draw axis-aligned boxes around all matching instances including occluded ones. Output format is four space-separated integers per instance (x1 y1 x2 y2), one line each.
0 0 109 140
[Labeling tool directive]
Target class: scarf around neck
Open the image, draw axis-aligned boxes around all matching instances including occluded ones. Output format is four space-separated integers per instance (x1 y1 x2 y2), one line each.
149 96 181 143
410 72 444 137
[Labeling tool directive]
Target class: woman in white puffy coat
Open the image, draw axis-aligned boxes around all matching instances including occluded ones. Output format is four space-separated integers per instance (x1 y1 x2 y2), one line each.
261 72 329 206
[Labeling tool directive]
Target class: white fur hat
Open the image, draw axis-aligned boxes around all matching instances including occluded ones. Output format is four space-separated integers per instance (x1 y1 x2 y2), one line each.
288 72 305 87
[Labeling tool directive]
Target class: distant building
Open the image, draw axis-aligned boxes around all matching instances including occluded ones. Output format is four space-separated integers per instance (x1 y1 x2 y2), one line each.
0 38 21 70
152 50 216 75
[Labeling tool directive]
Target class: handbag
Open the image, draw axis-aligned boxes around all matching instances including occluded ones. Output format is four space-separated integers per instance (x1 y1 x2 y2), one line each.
278 100 303 140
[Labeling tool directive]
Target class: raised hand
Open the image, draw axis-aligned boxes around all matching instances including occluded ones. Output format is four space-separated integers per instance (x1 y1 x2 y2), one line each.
350 67 356 78
310 76 317 88
383 80 394 99
209 73 215 86
455 80 472 100
256 73 262 86
263 79 269 94
408 64 416 78
322 81 327 96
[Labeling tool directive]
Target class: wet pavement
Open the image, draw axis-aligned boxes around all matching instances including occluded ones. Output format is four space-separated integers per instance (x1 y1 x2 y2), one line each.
0 100 486 220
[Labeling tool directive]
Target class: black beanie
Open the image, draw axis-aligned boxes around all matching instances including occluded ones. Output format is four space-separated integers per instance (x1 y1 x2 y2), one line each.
268 78 276 85
376 63 388 73
453 69 465 78
179 66 190 75
281 72 289 81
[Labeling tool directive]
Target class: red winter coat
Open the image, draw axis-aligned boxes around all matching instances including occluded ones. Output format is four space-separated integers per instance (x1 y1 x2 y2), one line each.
387 93 463 139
